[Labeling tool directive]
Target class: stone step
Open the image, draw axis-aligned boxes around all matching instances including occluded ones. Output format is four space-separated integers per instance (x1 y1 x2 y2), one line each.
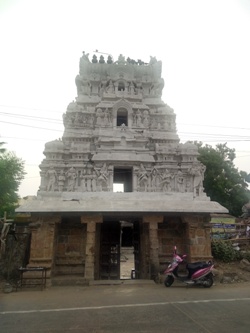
51 275 89 286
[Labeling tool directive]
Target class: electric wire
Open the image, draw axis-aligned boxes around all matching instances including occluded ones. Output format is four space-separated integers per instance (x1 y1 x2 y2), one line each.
1 117 249 140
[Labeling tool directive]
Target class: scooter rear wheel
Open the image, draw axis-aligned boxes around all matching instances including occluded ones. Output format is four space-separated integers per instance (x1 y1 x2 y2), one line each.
203 274 213 288
164 276 174 287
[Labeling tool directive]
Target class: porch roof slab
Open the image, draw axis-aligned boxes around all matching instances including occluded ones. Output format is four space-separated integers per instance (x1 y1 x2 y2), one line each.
16 192 228 214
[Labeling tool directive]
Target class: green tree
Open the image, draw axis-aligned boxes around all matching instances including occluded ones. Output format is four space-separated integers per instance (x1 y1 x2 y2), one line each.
0 143 25 217
193 142 250 217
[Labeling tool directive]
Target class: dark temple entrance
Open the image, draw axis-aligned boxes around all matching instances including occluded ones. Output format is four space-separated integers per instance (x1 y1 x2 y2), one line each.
99 220 140 280
99 221 120 280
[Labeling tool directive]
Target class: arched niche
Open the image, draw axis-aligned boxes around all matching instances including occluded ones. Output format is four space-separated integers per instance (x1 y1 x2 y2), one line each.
114 78 129 93
113 99 133 128
117 108 128 126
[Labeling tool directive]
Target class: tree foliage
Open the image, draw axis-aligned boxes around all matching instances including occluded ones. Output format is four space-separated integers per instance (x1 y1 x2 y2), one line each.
192 142 250 217
0 143 25 217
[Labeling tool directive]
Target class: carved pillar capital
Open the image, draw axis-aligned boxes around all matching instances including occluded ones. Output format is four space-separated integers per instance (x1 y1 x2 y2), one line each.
80 215 103 224
143 215 163 224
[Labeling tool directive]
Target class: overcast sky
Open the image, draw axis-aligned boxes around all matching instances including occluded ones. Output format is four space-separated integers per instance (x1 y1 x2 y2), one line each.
0 0 250 197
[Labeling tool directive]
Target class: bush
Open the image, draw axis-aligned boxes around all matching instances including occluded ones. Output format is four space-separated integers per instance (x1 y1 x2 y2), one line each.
211 240 242 262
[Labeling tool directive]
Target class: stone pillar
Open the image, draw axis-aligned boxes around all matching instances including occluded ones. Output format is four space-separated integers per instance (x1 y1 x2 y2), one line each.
81 215 103 280
184 215 212 262
133 166 138 192
108 166 113 192
143 215 163 279
28 215 61 277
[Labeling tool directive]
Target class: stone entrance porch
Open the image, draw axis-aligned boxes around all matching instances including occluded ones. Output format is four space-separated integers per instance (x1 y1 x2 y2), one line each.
26 211 213 286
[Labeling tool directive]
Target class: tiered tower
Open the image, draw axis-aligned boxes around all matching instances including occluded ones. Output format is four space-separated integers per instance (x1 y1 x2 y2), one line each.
17 52 227 282
39 53 205 197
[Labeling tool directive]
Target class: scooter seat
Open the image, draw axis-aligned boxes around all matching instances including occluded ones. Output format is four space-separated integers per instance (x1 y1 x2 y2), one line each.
187 262 210 270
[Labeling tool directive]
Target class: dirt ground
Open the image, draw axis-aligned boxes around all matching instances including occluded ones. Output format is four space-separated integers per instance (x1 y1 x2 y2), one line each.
213 259 250 283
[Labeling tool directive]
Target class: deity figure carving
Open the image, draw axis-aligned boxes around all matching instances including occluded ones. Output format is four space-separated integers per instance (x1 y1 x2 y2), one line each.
79 51 90 74
189 164 206 197
150 168 160 191
80 169 87 192
106 80 114 93
94 163 109 191
120 123 126 131
128 82 135 95
99 83 105 97
150 117 157 129
58 170 65 192
82 80 91 96
66 167 77 191
138 164 148 191
136 109 142 127
96 108 103 126
86 169 93 191
160 169 174 192
46 167 57 191
176 170 185 193
143 110 149 128
88 115 95 127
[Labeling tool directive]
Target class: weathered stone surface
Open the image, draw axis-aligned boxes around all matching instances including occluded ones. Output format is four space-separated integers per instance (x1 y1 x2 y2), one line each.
21 53 217 200
15 53 229 281
17 192 227 213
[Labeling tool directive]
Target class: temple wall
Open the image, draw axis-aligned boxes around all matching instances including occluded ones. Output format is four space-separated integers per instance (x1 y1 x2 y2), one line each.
183 215 212 262
54 218 86 275
28 215 60 279
157 217 187 273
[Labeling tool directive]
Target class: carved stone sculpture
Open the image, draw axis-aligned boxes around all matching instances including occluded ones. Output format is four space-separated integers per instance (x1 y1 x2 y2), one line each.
138 164 148 192
58 170 65 192
39 53 207 198
66 167 77 192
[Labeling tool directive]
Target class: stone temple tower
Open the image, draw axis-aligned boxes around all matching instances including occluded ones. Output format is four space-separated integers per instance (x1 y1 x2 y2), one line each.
17 52 227 283
39 53 205 196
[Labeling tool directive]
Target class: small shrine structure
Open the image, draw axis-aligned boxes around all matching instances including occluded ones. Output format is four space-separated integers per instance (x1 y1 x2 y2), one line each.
16 52 227 283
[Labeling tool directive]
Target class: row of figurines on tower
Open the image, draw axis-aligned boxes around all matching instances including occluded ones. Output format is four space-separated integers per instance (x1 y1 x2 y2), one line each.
42 163 206 197
67 101 173 115
75 75 164 98
62 108 176 130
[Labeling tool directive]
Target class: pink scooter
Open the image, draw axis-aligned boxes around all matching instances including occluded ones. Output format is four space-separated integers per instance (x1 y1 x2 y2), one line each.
164 246 214 288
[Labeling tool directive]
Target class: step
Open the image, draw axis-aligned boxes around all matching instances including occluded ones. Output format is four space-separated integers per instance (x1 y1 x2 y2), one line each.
51 275 89 286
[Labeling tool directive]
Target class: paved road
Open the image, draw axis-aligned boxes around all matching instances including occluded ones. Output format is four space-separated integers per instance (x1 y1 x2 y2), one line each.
1 281 250 332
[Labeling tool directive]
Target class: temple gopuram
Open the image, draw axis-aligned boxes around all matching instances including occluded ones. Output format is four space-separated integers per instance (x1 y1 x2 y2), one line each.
16 52 227 284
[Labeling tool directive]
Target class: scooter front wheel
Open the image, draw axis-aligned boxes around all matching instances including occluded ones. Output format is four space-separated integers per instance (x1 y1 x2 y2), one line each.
164 276 174 287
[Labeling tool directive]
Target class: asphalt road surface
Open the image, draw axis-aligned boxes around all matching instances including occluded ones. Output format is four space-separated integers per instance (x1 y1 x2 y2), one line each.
1 281 250 333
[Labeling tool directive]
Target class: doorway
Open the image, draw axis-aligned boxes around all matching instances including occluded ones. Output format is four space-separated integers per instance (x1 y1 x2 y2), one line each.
113 167 133 192
120 221 134 279
99 220 140 280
